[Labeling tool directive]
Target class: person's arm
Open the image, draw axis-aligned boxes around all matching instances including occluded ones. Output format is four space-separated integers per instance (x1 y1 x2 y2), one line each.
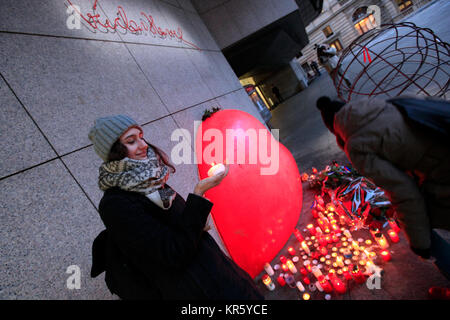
348 149 431 250
101 165 229 273
101 192 213 273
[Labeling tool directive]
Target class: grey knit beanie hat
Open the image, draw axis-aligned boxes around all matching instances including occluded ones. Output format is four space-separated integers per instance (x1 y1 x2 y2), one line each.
88 114 140 161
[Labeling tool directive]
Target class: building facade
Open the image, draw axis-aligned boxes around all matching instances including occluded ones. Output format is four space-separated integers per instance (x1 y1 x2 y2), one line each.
0 0 321 299
295 0 433 75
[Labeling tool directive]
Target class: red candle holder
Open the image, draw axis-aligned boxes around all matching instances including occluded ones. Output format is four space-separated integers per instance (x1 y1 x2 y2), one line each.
388 229 399 243
277 275 286 286
388 218 401 233
306 224 316 236
280 255 287 264
380 250 392 262
351 264 366 284
342 267 352 281
328 272 347 294
288 246 296 256
294 229 304 243
318 275 333 293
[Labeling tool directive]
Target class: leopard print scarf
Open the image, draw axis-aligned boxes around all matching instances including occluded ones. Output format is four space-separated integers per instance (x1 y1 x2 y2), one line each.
98 146 176 210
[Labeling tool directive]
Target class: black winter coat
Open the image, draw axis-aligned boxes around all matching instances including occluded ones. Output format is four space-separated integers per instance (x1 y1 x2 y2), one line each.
91 186 264 300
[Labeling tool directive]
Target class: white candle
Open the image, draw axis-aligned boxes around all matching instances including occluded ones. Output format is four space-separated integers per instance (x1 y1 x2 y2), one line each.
264 262 274 276
207 163 225 177
287 260 298 274
343 229 352 239
296 281 305 292
301 241 310 254
311 266 323 280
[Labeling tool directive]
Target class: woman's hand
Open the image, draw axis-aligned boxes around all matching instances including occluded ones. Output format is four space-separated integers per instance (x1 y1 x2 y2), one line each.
193 164 229 196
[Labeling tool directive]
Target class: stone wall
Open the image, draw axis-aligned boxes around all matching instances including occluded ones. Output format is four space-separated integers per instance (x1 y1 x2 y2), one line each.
0 0 266 299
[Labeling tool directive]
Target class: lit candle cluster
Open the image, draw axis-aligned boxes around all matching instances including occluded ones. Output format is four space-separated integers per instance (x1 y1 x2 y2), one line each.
260 194 402 300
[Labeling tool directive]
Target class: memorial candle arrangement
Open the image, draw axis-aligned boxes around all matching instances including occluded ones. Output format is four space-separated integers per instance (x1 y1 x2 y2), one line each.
258 163 402 300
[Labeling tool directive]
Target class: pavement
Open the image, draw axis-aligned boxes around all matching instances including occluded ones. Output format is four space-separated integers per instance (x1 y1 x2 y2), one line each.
255 69 450 300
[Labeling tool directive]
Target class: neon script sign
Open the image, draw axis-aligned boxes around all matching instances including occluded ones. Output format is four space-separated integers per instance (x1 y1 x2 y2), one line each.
66 0 200 49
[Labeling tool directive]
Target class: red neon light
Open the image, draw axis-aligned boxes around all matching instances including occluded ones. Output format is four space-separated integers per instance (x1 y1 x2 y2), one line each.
67 0 200 50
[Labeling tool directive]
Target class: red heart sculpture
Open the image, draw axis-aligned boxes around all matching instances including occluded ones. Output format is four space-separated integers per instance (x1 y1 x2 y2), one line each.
195 109 303 278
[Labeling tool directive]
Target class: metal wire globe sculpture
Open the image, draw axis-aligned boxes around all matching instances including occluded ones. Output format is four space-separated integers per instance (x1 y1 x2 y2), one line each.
333 22 450 102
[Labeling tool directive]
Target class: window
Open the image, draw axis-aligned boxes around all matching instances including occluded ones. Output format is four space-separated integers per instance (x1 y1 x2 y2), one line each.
329 39 343 52
302 62 311 73
322 25 333 38
354 14 377 35
352 7 378 35
395 0 413 11
352 7 368 22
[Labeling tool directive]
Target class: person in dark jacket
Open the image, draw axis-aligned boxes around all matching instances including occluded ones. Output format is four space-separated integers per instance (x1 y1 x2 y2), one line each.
88 114 264 300
316 96 450 254
316 96 450 298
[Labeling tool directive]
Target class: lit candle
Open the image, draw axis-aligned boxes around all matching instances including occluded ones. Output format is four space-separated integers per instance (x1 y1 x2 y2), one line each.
300 267 308 276
315 281 324 292
306 224 316 236
315 194 324 205
374 232 390 249
343 229 352 239
342 267 352 280
328 271 347 294
294 229 304 242
336 255 344 267
380 250 391 262
315 227 323 236
279 255 287 264
286 259 298 274
351 264 366 284
301 241 311 255
365 239 372 245
264 262 274 276
304 260 312 272
327 203 336 212
302 293 311 300
296 281 305 292
318 236 327 247
343 248 352 259
277 275 286 286
288 246 296 256
388 229 399 243
311 209 319 219
207 162 225 177
302 276 311 285
331 223 340 232
311 266 323 280
281 263 289 272
351 241 359 250
318 275 333 293
320 246 328 256
262 274 275 291
388 218 401 233
363 249 372 260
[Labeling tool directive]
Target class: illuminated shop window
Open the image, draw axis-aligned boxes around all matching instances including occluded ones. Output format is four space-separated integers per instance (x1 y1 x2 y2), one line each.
395 0 413 11
352 6 378 35
329 39 343 52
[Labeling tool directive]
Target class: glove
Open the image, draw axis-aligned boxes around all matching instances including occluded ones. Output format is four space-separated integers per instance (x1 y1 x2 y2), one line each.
410 246 431 259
